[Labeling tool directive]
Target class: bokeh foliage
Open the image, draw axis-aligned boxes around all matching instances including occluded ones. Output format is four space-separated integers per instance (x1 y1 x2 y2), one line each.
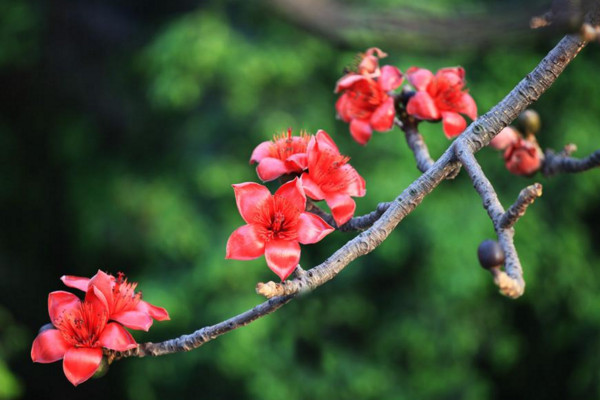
1 0 600 399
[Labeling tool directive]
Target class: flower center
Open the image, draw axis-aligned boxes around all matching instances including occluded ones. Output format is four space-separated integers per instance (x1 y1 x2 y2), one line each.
111 273 142 315
311 150 355 193
254 195 300 242
345 79 386 119
430 74 466 112
268 128 310 161
56 302 108 348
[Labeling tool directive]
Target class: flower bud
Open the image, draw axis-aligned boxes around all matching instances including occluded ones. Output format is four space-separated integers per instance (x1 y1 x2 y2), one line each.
92 356 110 379
490 126 519 150
516 109 541 135
504 138 542 176
477 239 505 269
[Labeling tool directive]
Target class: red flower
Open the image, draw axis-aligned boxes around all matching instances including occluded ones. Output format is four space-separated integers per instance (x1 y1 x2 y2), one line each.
250 128 311 181
406 66 477 139
490 126 519 150
335 49 403 145
226 178 334 280
31 291 137 386
61 270 170 331
301 130 366 226
504 138 542 176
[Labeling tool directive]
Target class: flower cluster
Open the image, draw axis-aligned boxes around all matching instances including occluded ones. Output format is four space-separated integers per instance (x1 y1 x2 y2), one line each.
31 270 169 386
227 129 365 281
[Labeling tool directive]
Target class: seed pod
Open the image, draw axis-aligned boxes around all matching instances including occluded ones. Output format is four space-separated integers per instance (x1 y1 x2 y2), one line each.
92 357 110 379
516 109 541 135
477 239 505 269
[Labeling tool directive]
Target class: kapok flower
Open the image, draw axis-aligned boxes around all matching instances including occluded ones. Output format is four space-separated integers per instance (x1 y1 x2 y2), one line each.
31 291 137 386
61 270 170 331
490 126 519 150
406 66 477 139
301 130 366 226
504 137 542 176
250 128 311 181
226 178 334 281
335 48 403 145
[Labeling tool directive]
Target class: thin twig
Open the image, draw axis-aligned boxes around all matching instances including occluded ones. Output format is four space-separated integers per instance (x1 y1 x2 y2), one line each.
542 148 600 176
499 183 543 229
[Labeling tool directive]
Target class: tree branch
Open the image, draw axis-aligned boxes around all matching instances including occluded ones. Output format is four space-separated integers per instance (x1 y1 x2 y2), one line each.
542 147 600 176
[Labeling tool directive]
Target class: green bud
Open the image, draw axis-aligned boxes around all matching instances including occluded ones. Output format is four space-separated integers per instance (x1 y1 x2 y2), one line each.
517 109 541 135
477 240 505 269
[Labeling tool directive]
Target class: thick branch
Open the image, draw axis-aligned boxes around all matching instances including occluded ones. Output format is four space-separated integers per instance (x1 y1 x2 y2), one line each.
306 200 391 232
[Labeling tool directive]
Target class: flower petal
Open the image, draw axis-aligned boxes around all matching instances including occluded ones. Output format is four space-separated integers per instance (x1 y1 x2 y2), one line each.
335 93 351 122
438 66 465 80
250 141 273 164
255 158 289 181
441 111 467 138
349 119 373 145
31 329 70 363
379 65 403 91
326 193 356 226
406 91 440 120
300 172 326 200
334 74 367 93
48 291 80 326
370 97 395 132
406 67 434 91
226 224 266 260
339 164 366 197
458 93 477 121
87 270 115 310
297 212 334 244
285 153 308 171
138 300 170 321
62 347 103 386
490 126 519 150
111 310 153 331
232 182 272 224
60 275 90 292
274 178 306 211
314 130 340 154
98 322 138 351
264 239 301 281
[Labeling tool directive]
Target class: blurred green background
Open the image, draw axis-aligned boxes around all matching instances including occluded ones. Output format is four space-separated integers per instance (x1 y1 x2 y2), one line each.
1 0 600 399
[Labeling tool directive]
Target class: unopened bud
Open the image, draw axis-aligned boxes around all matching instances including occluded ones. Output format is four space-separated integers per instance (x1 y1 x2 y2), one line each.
92 357 110 379
477 239 505 269
580 23 597 42
516 109 541 135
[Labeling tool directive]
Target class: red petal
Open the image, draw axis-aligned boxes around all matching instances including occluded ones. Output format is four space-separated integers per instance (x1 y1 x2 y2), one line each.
438 66 465 80
111 310 153 331
370 97 395 132
314 130 340 154
85 285 110 313
48 291 80 326
297 212 334 244
264 239 301 281
334 74 366 93
490 126 518 150
458 93 477 120
138 300 170 321
339 164 366 197
285 153 308 171
364 47 387 58
232 182 272 224
349 119 373 145
98 322 137 351
300 172 326 200
406 92 440 120
226 224 266 260
250 141 273 164
406 67 434 91
87 270 114 310
379 65 403 91
325 193 356 226
31 329 70 363
335 93 352 122
60 275 90 292
275 178 306 211
62 347 103 386
255 158 289 181
441 111 467 138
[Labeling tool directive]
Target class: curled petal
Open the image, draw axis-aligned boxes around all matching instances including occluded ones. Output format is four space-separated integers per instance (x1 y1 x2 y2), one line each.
285 153 308 171
264 239 301 281
379 65 403 91
300 173 326 200
60 275 90 292
406 92 440 120
349 119 373 146
325 193 356 226
226 224 266 260
98 322 138 351
62 347 103 386
250 141 273 164
111 310 153 331
335 93 352 122
314 130 340 155
441 111 467 138
438 66 465 80
86 285 110 313
87 270 115 309
31 329 70 363
339 164 366 197
297 212 334 244
370 98 395 132
406 67 434 91
365 47 387 58
274 178 306 211
232 182 272 224
255 158 289 181
458 93 478 121
334 74 367 93
48 291 80 326
138 300 170 321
